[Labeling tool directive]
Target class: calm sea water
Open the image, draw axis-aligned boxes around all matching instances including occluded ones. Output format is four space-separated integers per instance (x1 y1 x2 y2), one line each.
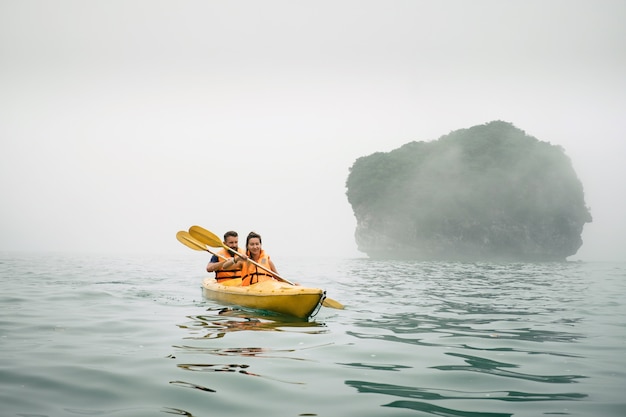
1 252 624 417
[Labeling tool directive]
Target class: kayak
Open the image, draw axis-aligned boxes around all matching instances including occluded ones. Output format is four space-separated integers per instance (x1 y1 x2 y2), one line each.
201 277 326 318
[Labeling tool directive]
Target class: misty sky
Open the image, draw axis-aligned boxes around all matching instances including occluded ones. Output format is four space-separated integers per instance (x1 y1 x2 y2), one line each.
1 0 625 261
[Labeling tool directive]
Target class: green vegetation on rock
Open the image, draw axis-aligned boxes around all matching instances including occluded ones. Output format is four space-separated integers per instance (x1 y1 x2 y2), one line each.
346 121 592 261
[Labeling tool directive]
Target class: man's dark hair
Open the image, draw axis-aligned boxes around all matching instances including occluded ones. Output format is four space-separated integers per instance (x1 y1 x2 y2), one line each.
224 230 238 240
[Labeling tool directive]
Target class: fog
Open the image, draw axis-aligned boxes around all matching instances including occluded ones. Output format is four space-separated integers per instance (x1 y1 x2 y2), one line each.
1 1 625 261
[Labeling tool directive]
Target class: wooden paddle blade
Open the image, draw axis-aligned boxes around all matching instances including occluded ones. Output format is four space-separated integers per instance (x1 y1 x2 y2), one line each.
322 297 345 309
176 230 208 252
189 225 225 249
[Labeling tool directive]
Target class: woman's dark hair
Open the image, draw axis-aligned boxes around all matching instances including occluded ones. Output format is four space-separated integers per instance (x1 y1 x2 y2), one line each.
246 231 262 247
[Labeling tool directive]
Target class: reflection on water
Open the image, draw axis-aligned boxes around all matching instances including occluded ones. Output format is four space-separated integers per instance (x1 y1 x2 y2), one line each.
177 307 328 339
2 255 621 417
346 379 587 417
339 362 412 371
346 380 586 401
162 407 195 416
348 311 584 348
173 344 331 360
339 260 594 416
433 352 587 384
383 400 512 417
170 306 331 396
169 380 216 393
174 361 306 386
177 363 252 372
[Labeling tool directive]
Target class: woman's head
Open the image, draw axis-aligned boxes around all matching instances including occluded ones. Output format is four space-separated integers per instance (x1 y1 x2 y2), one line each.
246 231 262 254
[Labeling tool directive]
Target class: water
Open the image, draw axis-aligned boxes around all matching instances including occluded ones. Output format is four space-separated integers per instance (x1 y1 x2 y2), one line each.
1 252 625 417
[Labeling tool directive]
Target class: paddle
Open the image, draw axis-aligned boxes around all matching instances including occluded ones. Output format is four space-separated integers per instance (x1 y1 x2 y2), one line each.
178 230 274 275
176 230 226 259
178 229 344 310
187 226 295 285
187 225 344 310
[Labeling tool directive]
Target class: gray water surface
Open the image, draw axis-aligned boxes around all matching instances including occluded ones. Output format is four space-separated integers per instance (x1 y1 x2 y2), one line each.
1 253 624 416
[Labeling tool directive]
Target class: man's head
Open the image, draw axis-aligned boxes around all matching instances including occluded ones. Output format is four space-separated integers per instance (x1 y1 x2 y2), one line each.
223 231 239 251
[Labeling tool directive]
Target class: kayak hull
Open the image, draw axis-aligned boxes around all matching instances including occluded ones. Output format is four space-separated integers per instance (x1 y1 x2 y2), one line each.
201 277 325 318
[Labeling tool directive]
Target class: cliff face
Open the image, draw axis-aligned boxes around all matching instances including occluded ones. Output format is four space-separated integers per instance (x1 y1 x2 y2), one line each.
346 121 592 261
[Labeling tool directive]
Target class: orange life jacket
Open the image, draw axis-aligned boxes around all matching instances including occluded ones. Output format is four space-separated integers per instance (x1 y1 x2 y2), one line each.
241 250 275 286
215 247 244 282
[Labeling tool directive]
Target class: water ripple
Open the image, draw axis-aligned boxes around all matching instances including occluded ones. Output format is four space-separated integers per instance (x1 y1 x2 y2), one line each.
432 352 587 384
2 254 624 417
346 380 587 417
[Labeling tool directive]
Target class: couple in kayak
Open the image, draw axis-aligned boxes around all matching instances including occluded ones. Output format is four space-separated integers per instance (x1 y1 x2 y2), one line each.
206 231 278 286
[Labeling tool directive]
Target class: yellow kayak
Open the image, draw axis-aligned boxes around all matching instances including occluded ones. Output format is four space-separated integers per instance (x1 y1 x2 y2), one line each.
201 277 326 318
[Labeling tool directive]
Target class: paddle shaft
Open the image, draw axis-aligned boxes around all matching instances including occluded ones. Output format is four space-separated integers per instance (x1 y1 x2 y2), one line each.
176 226 296 285
188 226 295 285
222 246 346 309
223 244 296 286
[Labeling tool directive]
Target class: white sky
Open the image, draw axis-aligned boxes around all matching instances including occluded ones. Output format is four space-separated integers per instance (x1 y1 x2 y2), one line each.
1 0 625 261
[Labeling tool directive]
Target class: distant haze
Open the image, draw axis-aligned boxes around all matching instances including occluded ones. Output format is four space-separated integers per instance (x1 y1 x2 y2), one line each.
1 1 625 261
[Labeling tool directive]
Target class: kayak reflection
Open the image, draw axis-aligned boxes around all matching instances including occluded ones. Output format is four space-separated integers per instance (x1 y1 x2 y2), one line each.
178 307 328 339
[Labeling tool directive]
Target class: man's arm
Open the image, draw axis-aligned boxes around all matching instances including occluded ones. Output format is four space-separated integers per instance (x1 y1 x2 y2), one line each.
206 254 226 273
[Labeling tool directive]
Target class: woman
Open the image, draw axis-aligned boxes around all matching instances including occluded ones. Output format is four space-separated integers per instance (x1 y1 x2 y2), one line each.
234 231 278 286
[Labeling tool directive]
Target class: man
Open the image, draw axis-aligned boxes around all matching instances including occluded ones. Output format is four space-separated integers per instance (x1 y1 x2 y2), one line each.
206 230 244 282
